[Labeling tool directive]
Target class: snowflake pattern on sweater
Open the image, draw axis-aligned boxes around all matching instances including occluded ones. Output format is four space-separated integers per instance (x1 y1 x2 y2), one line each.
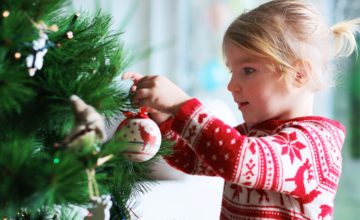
160 99 345 220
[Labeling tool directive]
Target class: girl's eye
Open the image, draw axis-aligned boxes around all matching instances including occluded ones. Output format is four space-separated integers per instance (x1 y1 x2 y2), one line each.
244 67 255 75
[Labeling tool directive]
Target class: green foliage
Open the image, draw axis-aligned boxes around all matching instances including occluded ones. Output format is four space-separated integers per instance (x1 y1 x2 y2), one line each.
349 44 360 158
0 0 172 218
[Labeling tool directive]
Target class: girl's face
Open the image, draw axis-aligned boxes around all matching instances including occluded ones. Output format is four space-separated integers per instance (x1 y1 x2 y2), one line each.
225 43 297 126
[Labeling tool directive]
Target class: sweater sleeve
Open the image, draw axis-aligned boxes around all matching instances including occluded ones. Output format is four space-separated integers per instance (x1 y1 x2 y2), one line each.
170 98 344 198
159 116 217 176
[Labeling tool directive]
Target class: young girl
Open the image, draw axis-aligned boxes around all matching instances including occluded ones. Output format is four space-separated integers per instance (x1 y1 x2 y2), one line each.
123 0 360 219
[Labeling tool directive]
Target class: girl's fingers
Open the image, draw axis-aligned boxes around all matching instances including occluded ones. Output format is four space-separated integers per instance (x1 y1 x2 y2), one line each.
136 76 156 88
132 88 152 106
130 77 154 107
130 85 137 93
135 88 152 100
146 107 160 114
135 97 155 109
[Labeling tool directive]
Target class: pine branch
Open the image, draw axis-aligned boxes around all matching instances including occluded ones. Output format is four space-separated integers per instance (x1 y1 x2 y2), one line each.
0 0 173 218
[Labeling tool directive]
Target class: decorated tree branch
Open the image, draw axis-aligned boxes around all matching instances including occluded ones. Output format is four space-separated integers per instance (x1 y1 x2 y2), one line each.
0 0 170 219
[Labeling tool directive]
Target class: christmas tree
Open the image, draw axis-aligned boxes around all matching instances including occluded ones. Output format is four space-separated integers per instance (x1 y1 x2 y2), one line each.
0 0 168 219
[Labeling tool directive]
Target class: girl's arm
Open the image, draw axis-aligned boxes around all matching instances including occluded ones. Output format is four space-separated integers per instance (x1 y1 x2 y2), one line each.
159 117 218 176
170 98 344 198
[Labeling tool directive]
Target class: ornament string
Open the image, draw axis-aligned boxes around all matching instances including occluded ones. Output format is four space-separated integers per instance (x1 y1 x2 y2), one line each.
87 168 100 199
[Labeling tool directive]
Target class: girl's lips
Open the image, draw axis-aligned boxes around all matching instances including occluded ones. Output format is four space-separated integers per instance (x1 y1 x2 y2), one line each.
238 102 249 109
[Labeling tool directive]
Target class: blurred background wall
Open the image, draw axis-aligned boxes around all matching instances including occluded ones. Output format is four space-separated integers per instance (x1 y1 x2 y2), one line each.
71 0 360 219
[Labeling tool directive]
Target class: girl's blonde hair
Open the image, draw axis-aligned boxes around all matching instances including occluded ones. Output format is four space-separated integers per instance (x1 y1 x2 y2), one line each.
223 0 360 91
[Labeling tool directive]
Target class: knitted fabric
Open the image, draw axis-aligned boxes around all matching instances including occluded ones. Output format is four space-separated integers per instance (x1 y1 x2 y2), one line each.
160 98 345 220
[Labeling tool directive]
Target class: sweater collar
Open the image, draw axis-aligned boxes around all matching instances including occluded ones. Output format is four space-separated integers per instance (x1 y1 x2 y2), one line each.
247 116 345 133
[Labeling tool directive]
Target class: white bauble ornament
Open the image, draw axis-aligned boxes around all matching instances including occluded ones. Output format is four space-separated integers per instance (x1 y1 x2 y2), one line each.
26 32 49 77
116 110 161 162
86 195 112 220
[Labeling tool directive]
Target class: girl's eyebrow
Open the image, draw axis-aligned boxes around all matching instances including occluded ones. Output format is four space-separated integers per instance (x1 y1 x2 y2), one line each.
226 57 259 67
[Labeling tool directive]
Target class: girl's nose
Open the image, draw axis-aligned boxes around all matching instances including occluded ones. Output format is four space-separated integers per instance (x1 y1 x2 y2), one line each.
227 75 241 92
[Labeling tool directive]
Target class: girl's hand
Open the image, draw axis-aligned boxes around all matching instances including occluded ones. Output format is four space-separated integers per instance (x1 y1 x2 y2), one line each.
122 72 175 124
133 75 191 115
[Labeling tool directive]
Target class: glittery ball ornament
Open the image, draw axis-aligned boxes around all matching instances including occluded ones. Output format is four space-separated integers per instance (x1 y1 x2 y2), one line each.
116 108 161 162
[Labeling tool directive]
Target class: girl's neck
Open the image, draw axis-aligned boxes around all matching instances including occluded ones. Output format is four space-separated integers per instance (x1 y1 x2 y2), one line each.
286 93 314 118
247 93 314 128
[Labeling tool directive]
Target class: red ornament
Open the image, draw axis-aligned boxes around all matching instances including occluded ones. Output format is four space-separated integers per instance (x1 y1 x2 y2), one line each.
116 108 161 162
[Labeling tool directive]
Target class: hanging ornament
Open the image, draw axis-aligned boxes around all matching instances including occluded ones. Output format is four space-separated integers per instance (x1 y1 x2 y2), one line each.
25 31 49 76
86 195 113 220
25 21 57 76
115 108 161 162
60 95 107 155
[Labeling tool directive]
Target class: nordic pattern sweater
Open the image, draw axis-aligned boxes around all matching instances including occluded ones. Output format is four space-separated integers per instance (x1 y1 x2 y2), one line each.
160 98 345 220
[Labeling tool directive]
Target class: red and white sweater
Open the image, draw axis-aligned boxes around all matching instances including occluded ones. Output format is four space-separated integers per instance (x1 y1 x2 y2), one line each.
160 99 345 220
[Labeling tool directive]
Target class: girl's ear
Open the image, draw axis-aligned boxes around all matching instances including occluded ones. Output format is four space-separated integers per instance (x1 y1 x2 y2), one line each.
292 59 312 87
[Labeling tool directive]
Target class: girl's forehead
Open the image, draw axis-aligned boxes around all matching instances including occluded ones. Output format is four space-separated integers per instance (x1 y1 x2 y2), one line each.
225 44 259 59
225 51 267 66
224 43 276 67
